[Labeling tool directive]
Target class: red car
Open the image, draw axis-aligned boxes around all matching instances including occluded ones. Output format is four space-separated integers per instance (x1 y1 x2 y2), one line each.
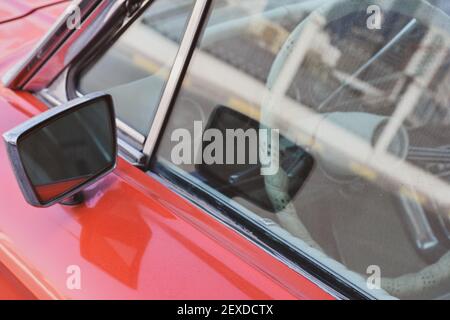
0 0 450 301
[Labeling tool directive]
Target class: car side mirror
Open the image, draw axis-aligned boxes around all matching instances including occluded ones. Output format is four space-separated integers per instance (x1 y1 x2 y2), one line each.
3 93 117 207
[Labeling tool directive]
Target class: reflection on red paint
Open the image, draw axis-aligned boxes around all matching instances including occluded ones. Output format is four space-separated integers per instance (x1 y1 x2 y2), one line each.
79 183 151 289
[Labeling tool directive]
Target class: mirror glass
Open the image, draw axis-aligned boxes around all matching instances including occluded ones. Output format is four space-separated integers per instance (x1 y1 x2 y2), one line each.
17 98 116 204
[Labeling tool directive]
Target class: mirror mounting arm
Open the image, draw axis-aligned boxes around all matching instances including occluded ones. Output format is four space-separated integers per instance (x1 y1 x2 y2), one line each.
60 191 85 206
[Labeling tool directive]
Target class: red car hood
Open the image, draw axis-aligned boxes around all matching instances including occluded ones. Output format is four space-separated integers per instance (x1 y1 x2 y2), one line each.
0 0 65 23
0 1 68 78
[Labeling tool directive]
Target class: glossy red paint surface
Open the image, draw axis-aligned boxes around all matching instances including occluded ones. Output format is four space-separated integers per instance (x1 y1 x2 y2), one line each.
0 2 334 300
0 0 65 23
0 1 69 76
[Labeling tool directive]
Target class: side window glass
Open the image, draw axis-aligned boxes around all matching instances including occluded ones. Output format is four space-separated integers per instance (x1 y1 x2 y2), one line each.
78 0 195 135
155 0 450 299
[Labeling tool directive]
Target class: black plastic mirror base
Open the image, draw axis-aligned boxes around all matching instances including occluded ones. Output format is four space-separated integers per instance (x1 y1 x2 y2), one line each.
60 192 85 206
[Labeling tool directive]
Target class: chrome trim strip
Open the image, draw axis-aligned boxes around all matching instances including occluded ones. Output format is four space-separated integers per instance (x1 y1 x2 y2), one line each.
142 0 210 159
116 119 145 145
118 139 145 165
38 89 63 107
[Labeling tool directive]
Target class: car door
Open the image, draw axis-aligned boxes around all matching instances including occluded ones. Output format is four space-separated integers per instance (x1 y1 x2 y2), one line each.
0 0 333 299
145 0 450 300
12 0 450 301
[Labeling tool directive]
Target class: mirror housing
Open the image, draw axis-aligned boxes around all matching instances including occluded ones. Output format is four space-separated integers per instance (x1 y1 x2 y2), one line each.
3 93 117 207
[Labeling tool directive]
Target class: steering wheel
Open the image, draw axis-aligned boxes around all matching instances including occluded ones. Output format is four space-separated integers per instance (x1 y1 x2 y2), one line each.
260 0 450 298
